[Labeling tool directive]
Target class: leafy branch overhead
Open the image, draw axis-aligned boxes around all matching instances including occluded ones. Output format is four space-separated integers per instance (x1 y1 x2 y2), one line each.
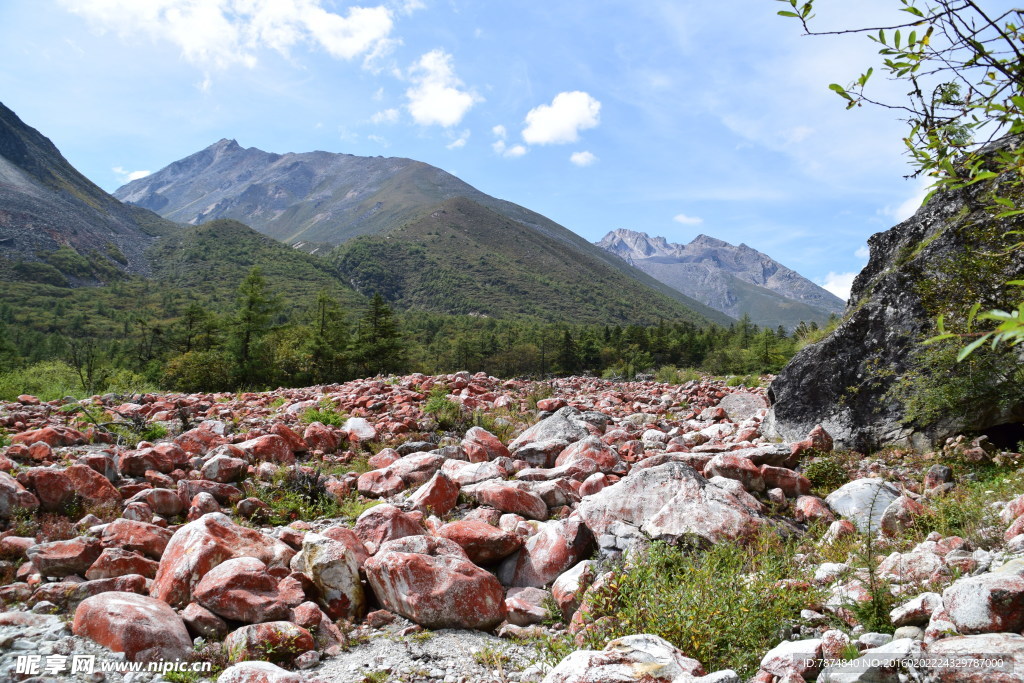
778 0 1024 356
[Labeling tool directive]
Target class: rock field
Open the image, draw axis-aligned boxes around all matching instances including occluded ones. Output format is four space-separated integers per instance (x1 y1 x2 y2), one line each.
1 372 1023 682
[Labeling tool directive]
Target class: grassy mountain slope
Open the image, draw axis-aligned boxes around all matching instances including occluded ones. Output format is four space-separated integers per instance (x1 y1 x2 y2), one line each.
329 197 729 325
146 219 364 309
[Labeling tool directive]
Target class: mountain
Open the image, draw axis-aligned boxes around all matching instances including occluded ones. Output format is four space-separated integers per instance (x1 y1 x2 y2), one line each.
596 229 845 329
0 101 178 286
115 140 732 326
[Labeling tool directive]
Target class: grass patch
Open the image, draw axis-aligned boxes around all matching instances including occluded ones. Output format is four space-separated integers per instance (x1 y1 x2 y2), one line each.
242 465 344 525
300 402 347 427
802 454 852 497
337 492 382 521
541 530 819 678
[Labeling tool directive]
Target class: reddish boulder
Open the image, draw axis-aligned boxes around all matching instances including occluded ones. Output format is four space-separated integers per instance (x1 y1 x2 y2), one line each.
224 621 314 663
20 467 75 512
437 519 523 565
0 471 39 518
85 548 160 580
462 426 511 463
297 533 365 620
237 434 295 464
193 556 289 624
704 453 764 492
269 423 306 453
761 465 812 498
500 517 594 588
302 422 341 453
406 471 460 516
73 592 192 662
201 455 248 483
27 537 102 578
174 427 227 455
151 512 295 607
794 495 836 523
29 574 148 611
181 602 228 640
364 536 506 630
120 443 190 476
127 487 184 517
353 504 423 555
11 425 87 447
101 518 174 559
555 436 619 472
943 572 1024 634
462 480 548 520
65 464 122 507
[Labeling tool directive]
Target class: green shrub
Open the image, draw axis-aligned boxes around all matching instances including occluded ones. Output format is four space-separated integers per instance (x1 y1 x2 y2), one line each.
243 466 344 525
548 531 819 678
162 350 233 393
423 385 467 432
0 360 82 401
803 456 850 496
300 406 346 427
654 366 703 385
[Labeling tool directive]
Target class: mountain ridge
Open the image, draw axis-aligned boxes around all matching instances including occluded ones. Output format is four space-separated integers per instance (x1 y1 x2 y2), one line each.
596 228 845 329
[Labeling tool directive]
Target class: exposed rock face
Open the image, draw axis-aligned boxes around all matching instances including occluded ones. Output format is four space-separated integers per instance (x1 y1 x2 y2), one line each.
765 170 1024 451
596 228 844 329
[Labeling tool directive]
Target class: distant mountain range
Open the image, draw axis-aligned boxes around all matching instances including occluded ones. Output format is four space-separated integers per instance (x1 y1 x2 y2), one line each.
596 229 845 329
113 139 730 326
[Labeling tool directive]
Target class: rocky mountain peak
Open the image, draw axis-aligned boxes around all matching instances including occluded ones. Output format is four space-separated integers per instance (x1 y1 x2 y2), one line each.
596 228 845 329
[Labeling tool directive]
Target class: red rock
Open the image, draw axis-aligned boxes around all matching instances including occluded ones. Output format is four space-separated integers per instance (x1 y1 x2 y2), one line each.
353 504 423 555
28 441 52 461
302 422 341 453
151 512 295 607
194 556 289 624
73 592 192 662
367 448 400 470
0 535 35 558
101 518 174 559
201 455 248 483
21 467 75 512
30 574 148 610
505 586 551 626
127 487 184 517
943 573 1024 634
120 444 189 476
364 536 506 630
0 470 39 518
342 417 377 442
437 519 523 565
320 525 370 567
463 480 548 520
269 424 306 453
11 425 87 448
462 427 511 463
406 471 460 516
790 424 834 460
181 602 228 640
500 517 594 588
705 453 765 492
85 548 160 580
761 465 812 498
297 533 365 620
552 560 595 622
579 472 608 497
65 464 122 507
188 491 221 520
794 495 836 523
27 537 102 578
881 495 927 537
560 439 621 474
237 497 272 521
224 621 314 663
177 479 243 506
174 427 227 455
237 435 295 464
16 394 40 405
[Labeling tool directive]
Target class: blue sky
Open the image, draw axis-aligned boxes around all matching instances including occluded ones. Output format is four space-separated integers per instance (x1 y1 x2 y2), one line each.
0 1 993 299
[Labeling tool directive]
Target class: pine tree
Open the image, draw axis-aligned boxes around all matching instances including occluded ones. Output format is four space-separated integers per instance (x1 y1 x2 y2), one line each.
230 267 280 386
352 293 407 377
306 289 348 383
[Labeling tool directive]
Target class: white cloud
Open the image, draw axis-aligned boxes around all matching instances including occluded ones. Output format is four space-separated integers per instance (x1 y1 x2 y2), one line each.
492 124 507 139
371 108 399 124
61 0 394 70
569 151 597 167
505 144 527 158
854 245 870 260
492 140 526 158
366 133 388 146
113 166 151 182
522 91 601 145
818 271 858 301
880 178 932 223
673 213 703 225
405 49 481 127
446 129 470 149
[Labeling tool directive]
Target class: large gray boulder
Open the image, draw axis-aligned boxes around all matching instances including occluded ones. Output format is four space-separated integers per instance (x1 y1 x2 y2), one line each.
764 160 1024 451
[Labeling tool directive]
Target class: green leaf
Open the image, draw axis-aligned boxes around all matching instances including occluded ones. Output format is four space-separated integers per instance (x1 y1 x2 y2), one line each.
829 83 853 101
957 334 990 361
777 10 800 17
